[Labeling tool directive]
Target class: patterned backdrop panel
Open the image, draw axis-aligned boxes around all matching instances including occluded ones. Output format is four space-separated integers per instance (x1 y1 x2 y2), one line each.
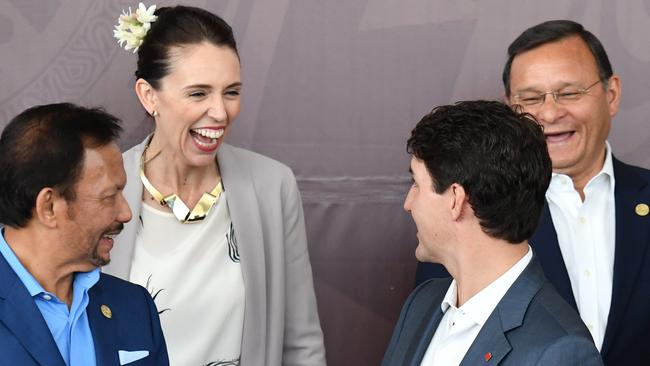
2 1 650 365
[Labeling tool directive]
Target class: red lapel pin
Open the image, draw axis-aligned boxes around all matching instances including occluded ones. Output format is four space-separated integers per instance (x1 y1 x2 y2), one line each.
484 352 492 361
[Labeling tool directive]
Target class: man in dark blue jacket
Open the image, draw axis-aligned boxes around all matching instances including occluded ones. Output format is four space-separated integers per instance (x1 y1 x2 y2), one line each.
416 20 650 366
0 103 168 365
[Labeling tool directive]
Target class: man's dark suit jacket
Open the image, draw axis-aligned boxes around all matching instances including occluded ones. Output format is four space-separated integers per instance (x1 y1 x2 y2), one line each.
415 158 650 366
0 253 169 365
385 257 602 365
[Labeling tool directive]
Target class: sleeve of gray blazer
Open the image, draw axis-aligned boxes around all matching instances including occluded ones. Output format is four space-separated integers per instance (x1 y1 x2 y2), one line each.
381 286 418 365
280 169 327 366
534 335 603 366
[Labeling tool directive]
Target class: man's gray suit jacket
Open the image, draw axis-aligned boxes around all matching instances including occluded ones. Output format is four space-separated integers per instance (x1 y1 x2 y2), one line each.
382 256 603 365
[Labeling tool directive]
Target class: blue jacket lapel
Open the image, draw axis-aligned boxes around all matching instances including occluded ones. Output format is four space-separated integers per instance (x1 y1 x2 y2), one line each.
460 317 511 365
382 278 449 366
460 257 545 365
0 255 65 366
602 158 650 354
530 204 577 310
406 304 445 365
87 280 120 366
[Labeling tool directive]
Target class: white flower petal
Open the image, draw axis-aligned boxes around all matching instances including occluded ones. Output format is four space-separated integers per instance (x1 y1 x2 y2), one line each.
113 3 158 52
136 3 157 23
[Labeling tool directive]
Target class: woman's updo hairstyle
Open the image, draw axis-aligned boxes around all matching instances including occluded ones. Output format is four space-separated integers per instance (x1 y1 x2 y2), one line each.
135 5 238 89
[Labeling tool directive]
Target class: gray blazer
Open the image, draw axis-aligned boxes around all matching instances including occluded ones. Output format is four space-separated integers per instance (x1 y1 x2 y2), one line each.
382 257 603 366
103 138 326 366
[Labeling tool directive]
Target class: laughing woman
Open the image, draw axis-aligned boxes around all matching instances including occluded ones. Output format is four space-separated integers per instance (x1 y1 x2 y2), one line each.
106 4 326 365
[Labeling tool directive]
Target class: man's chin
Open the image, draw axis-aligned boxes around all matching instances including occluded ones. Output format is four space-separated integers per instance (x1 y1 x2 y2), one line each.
88 252 110 268
414 245 429 263
95 255 110 267
415 244 440 264
96 258 110 267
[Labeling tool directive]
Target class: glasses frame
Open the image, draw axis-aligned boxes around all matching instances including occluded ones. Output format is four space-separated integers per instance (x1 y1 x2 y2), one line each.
511 79 603 107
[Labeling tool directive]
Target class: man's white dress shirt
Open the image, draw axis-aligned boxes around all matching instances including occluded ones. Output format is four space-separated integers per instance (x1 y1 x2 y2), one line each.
420 247 533 366
545 142 615 350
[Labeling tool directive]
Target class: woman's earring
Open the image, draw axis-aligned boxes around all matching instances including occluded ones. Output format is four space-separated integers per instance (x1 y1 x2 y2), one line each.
151 110 158 117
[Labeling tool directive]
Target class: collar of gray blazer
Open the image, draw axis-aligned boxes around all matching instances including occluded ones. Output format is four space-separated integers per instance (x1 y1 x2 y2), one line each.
407 257 545 365
102 137 264 281
102 136 269 364
459 257 545 365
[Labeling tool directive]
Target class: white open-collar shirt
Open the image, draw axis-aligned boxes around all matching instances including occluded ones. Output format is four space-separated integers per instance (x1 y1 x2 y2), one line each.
420 247 533 366
545 141 615 350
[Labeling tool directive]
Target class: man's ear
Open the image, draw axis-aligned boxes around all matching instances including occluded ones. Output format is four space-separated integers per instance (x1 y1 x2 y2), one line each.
34 188 62 228
449 183 468 221
502 93 511 106
135 78 158 116
605 75 621 118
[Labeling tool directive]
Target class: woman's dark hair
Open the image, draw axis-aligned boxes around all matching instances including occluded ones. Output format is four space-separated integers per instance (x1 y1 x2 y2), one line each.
136 5 238 89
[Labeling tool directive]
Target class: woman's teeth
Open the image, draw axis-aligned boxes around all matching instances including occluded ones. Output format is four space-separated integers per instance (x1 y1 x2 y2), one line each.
192 128 224 139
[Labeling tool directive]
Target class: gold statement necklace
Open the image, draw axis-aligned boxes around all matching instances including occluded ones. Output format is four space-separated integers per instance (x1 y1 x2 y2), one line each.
139 145 223 223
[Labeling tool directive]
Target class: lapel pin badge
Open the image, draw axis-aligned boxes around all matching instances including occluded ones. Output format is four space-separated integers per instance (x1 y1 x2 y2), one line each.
101 304 112 319
635 203 649 217
484 352 492 362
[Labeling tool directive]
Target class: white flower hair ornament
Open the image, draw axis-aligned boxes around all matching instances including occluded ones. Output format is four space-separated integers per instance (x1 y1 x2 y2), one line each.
113 3 158 53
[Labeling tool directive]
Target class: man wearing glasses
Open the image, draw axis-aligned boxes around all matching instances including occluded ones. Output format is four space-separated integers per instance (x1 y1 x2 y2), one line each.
415 20 650 365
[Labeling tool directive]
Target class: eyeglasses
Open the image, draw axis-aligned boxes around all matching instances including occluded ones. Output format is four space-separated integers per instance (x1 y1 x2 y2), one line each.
511 80 602 107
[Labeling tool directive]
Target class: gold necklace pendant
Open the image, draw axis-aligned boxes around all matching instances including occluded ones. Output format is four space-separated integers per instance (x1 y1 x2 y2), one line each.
139 148 222 223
